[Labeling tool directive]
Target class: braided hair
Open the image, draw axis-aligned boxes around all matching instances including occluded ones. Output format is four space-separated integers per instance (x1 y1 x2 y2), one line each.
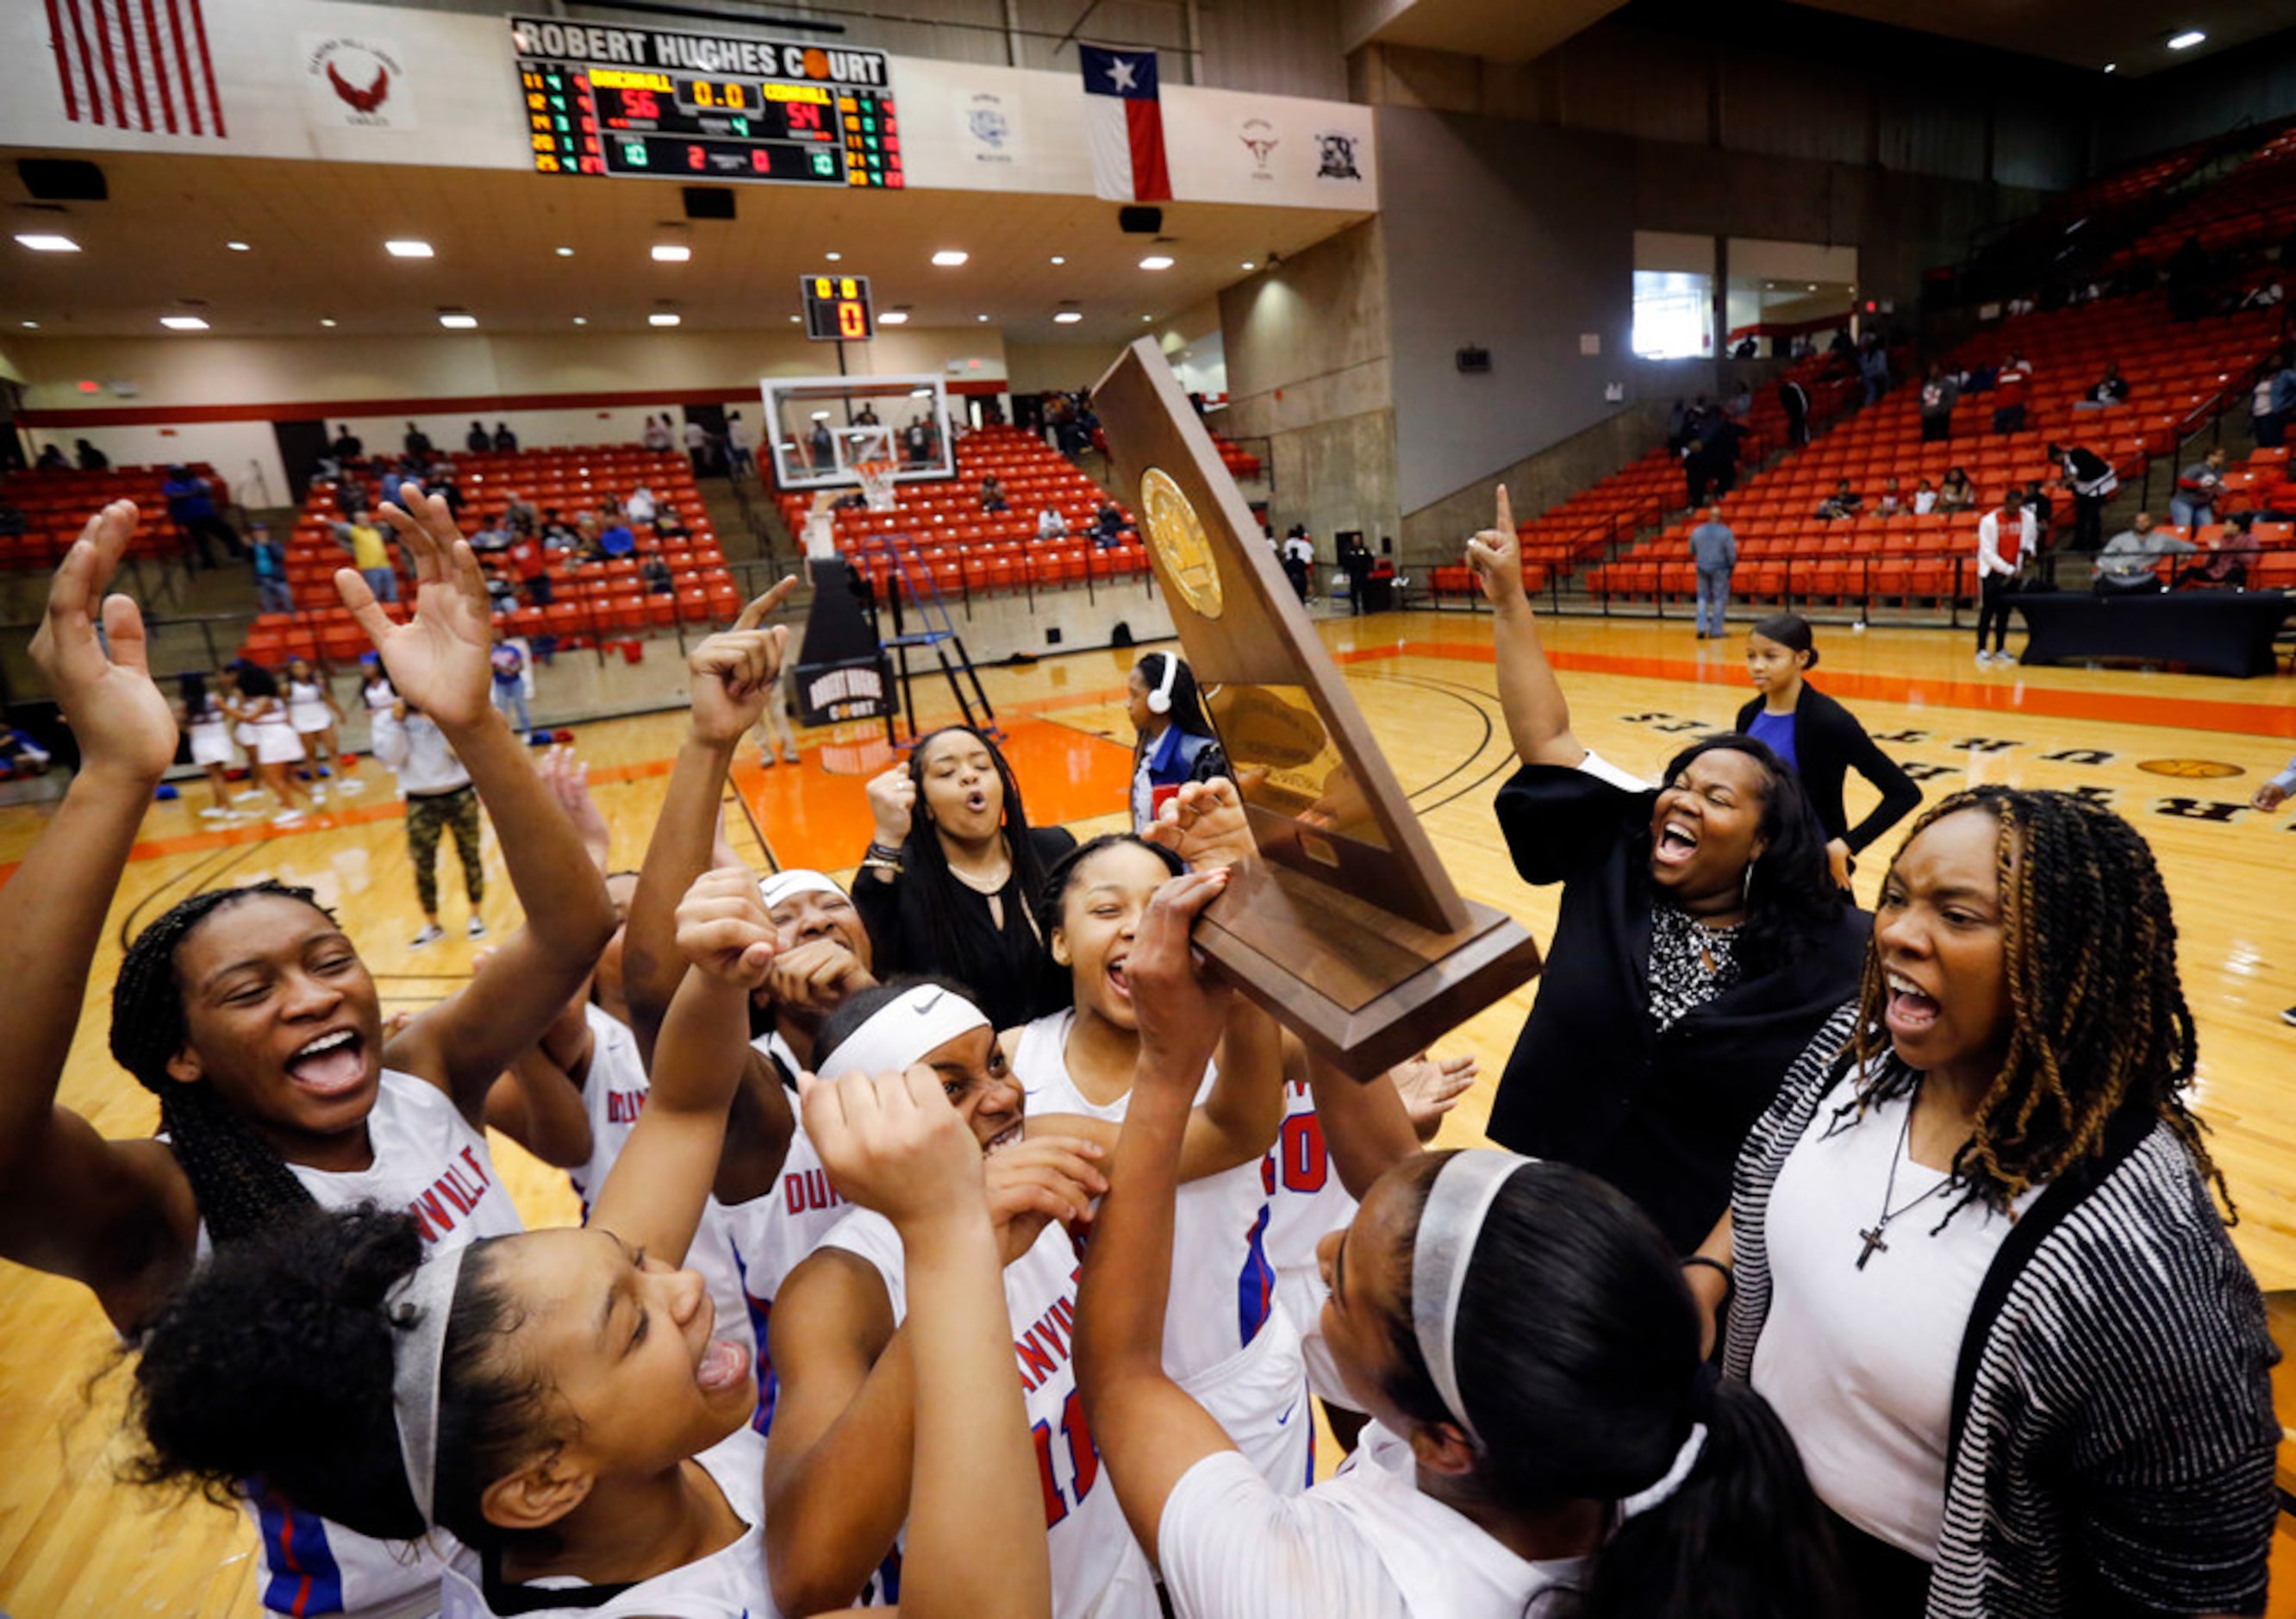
1845 786 2224 1223
109 882 334 1243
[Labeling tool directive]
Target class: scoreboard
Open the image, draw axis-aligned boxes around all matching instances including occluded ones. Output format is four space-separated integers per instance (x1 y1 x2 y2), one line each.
509 16 902 189
802 276 875 341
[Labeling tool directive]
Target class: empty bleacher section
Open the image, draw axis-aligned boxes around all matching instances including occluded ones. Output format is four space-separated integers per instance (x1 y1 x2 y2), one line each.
0 464 228 571
2118 126 2296 269
1585 292 2286 616
771 423 1154 601
239 447 737 667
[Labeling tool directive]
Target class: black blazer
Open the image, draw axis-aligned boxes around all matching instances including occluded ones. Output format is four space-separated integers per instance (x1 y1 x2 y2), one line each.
1734 683 1920 856
852 824 1077 1031
1485 764 1870 1252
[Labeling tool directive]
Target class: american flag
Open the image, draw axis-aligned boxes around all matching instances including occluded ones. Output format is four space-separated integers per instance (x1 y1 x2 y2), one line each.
46 0 228 137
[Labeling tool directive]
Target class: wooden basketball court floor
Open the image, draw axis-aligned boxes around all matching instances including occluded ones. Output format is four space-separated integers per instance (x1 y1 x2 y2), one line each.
8 606 2296 1615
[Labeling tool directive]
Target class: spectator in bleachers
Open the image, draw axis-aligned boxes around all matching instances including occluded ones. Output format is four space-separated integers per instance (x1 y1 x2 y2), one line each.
596 513 637 559
627 484 659 526
854 403 882 427
1975 491 2034 665
902 415 935 466
2187 511 2257 588
642 413 674 452
332 515 397 603
654 505 690 543
1725 380 1753 419
329 422 363 463
2006 294 2037 316
162 465 245 570
1857 340 1890 405
502 490 539 535
2083 363 2131 407
1829 328 1854 358
2093 512 2193 594
73 439 109 471
2264 353 2296 449
2238 278 2285 312
1094 502 1126 547
1814 479 1863 522
724 410 757 480
1664 397 1689 453
1876 478 1904 517
33 444 66 472
1688 505 1737 641
402 420 433 459
491 421 517 452
978 474 1008 513
2048 441 2118 550
1700 408 1742 497
490 634 534 737
333 470 370 520
808 419 834 471
641 553 674 595
540 506 577 547
247 523 290 615
505 527 551 607
1912 477 1938 515
465 420 490 454
1037 504 1068 541
686 415 717 476
1919 365 1960 442
1937 466 1975 513
2170 447 2228 530
1778 375 1811 447
1992 351 2033 434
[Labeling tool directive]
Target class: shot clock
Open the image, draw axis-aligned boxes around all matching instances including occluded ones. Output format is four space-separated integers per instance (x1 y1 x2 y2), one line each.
802 276 875 341
510 15 902 189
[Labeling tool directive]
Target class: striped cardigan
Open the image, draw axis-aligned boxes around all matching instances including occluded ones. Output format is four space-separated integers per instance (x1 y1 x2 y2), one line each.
1721 1009 2281 1617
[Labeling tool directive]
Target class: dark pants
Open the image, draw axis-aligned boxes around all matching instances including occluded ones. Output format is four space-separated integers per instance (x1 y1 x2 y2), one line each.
1785 408 1808 446
2073 492 2107 552
1920 416 1950 442
406 786 484 916
1993 403 2026 434
1976 574 2016 653
1282 557 1309 601
2256 411 2286 448
1824 1507 1932 1619
179 514 245 567
524 572 553 606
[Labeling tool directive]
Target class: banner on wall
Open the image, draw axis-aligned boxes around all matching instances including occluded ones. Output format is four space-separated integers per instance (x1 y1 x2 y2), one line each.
1078 43 1170 203
302 34 415 130
48 0 228 136
958 88 1026 167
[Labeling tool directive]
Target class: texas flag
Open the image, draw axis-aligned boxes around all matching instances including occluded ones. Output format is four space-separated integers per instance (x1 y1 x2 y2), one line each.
1079 44 1171 203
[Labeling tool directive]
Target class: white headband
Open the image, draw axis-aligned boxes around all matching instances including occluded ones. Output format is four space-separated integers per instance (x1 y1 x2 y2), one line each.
758 868 846 910
1411 1150 1532 1446
817 984 989 1082
384 1245 470 1525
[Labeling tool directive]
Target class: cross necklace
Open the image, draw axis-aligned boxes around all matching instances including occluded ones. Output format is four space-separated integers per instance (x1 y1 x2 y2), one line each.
1855 1092 1959 1270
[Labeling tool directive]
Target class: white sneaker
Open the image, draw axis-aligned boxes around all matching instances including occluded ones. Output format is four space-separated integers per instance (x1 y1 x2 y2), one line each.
337 778 365 793
199 806 229 819
311 786 328 803
232 789 265 803
466 916 488 940
410 922 445 948
271 809 305 826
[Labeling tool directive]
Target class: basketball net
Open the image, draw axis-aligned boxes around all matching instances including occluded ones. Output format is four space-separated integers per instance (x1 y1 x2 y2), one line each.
856 459 898 512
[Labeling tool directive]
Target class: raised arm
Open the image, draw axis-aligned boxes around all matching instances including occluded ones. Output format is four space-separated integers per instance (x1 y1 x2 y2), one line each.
1302 1048 1422 1200
480 979 598 1172
621 589 793 1056
354 483 617 1116
0 505 205 1324
801 1066 1051 1619
1074 868 1245 1560
1467 485 1586 769
589 867 778 1266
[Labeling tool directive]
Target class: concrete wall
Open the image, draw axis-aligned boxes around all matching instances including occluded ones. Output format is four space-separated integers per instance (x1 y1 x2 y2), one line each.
2093 28 2296 167
1401 402 1667 561
1218 218 1399 549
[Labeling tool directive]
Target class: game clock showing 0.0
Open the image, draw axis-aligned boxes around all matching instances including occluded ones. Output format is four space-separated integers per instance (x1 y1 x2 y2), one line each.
802 276 875 341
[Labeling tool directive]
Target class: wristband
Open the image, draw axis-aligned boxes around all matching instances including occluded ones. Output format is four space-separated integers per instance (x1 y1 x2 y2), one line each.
865 841 904 865
1681 1255 1735 1316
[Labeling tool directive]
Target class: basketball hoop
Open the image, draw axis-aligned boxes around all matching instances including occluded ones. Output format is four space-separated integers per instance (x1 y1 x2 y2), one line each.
856 459 898 511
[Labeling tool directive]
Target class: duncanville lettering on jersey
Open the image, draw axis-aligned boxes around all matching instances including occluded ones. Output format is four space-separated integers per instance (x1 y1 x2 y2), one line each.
408 1146 496 1243
784 1166 845 1216
606 1089 646 1125
1014 1266 1083 1392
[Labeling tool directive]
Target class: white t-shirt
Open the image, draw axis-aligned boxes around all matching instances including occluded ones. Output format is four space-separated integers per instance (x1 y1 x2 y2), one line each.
439 1428 776 1619
190 1071 521 1619
1750 1083 2036 1560
1158 1422 1588 1618
564 1005 756 1378
820 1210 1159 1619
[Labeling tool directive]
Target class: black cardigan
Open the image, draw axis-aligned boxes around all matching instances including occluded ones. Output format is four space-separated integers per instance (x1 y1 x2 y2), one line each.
1485 763 1871 1252
1734 683 1920 856
852 824 1077 1031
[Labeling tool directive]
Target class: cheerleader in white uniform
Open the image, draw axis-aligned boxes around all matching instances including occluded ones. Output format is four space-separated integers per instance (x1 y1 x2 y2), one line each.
0 491 617 1619
176 670 244 820
234 662 316 824
285 654 360 797
1008 833 1306 1495
1072 863 1849 1619
764 981 1151 1619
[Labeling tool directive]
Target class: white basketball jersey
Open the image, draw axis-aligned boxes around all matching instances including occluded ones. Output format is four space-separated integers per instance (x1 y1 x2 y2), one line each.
719 1030 852 1434
564 1005 756 1378
1260 1075 1359 1405
190 1071 521 1619
1011 1012 1308 1493
437 1428 778 1619
819 1210 1158 1619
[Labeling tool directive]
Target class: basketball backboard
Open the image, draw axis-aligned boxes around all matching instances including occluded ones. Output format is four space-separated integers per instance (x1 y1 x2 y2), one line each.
763 374 955 490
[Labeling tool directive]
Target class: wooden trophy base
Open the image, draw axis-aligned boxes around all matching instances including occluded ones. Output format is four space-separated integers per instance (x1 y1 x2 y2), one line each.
1200 860 1542 1080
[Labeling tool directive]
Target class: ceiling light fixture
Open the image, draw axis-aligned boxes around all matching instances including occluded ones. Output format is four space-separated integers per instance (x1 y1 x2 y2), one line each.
1140 315 1153 323
321 317 338 328
1241 260 1256 271
880 310 910 324
2168 29 2205 48
1139 255 1174 271
572 316 588 325
2102 62 2118 72
652 244 692 262
15 234 79 253
1054 311 1083 324
1050 255 1066 266
227 241 251 252
556 246 574 257
910 387 933 398
932 249 968 266
976 313 989 322
826 251 843 261
385 240 434 258
160 316 209 330
20 320 39 329
439 313 478 329
649 312 681 327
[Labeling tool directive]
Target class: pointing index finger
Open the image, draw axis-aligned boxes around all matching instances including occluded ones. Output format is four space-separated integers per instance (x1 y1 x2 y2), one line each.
1494 484 1514 536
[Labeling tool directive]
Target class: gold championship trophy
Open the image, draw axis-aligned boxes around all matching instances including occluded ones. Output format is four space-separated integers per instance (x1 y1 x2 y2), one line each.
1092 339 1541 1078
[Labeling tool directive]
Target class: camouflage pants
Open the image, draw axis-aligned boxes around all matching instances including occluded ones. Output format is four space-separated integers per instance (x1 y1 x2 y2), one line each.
406 787 483 916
